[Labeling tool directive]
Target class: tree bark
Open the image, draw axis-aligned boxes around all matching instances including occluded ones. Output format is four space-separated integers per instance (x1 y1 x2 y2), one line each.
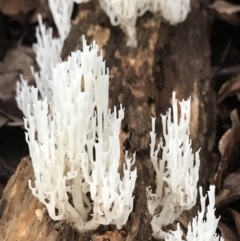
0 0 216 240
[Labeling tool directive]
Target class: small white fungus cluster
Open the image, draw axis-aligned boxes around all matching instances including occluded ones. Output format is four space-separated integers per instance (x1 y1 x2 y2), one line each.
156 0 191 25
147 92 200 239
166 186 223 241
16 0 137 230
16 0 75 115
100 0 191 47
48 0 74 40
16 15 61 115
22 37 136 230
74 0 191 47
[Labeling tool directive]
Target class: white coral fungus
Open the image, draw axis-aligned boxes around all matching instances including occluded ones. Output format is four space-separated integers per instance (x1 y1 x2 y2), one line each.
74 0 191 47
166 186 223 241
25 37 137 230
99 0 191 47
147 91 200 239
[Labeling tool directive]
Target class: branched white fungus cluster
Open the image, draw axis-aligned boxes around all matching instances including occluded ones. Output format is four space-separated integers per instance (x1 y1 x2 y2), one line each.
16 15 61 115
16 0 75 115
166 186 223 241
74 0 190 47
48 0 74 40
16 0 137 230
75 0 191 47
147 92 200 239
24 37 137 230
100 0 191 47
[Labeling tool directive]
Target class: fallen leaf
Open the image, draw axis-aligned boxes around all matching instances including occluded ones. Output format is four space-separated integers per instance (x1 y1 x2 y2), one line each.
215 188 230 206
0 0 40 17
216 169 240 208
218 76 240 103
214 109 240 190
209 1 240 26
5 0 50 24
0 99 23 124
229 208 240 239
216 192 240 208
0 45 35 126
209 0 240 15
0 45 36 99
218 222 239 241
219 109 240 160
223 169 240 194
0 115 8 127
0 46 36 78
0 72 21 101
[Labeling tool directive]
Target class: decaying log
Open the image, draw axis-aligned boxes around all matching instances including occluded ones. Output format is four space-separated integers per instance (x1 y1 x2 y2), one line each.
0 0 216 240
0 158 150 241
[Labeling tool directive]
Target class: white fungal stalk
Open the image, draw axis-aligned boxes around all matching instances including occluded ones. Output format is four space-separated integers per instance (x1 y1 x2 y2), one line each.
147 92 200 239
